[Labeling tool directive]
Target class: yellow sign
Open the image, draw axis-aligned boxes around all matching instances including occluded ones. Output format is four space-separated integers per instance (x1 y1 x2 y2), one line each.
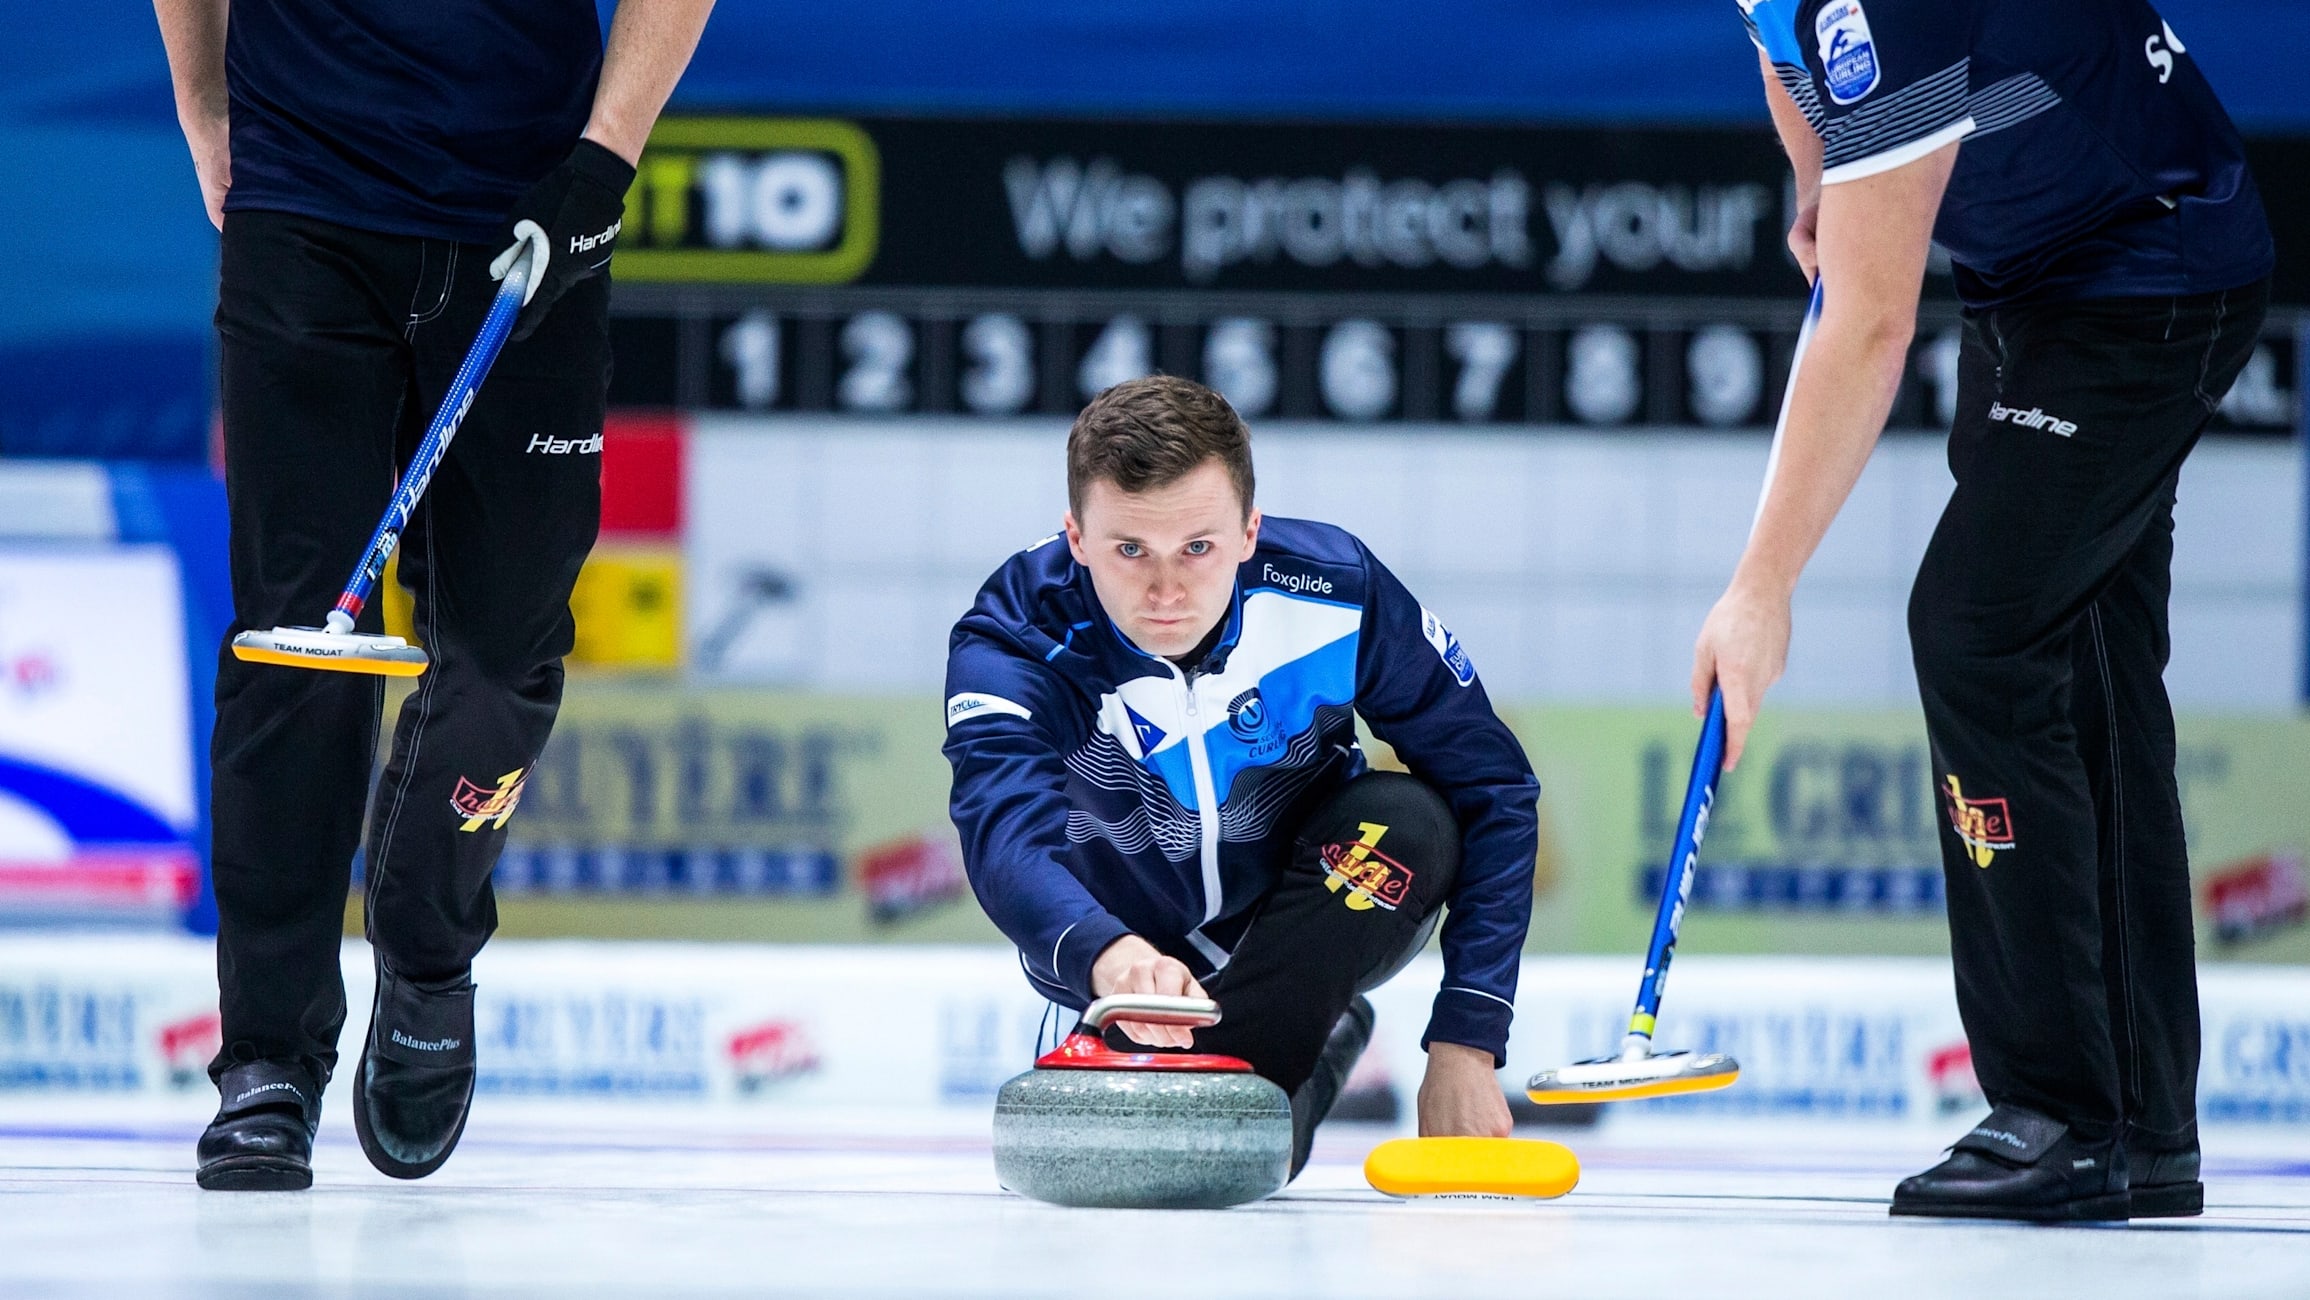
617 118 881 284
569 544 683 670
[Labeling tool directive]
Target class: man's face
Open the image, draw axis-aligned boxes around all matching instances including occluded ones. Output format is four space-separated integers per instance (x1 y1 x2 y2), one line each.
1065 459 1261 661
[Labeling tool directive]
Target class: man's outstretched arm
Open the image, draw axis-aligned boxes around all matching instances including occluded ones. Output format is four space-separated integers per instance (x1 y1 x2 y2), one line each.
1691 142 1957 770
943 633 1208 1048
1353 548 1540 1137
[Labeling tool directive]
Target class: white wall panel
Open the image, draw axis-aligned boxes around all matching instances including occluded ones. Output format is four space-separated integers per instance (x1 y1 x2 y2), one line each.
684 417 2303 710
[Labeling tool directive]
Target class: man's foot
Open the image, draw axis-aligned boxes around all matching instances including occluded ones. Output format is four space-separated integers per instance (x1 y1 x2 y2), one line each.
1288 995 1376 1178
2128 1142 2204 1218
197 1060 321 1190
1891 1104 2129 1222
353 960 478 1180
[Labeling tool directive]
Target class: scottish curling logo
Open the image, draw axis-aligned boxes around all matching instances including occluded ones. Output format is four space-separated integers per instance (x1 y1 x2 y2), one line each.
1226 687 1286 759
1227 688 1269 741
1815 0 1881 104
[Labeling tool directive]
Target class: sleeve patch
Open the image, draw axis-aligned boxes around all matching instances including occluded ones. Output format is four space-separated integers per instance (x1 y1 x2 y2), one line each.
1419 608 1479 687
1815 0 1881 104
947 692 1033 727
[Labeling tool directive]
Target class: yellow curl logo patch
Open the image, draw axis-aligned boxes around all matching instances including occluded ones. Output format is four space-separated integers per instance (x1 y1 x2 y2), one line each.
1322 821 1414 911
1943 775 2015 868
451 768 529 833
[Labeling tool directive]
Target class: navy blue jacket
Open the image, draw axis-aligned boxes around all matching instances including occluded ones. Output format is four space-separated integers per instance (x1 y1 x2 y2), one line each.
1740 0 2272 307
224 0 602 242
943 517 1539 1061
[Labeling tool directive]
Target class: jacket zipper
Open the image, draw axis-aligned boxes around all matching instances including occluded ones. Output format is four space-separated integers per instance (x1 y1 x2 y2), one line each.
1171 662 1228 967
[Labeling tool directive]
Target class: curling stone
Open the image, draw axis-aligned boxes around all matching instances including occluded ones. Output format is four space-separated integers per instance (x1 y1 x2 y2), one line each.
992 994 1292 1209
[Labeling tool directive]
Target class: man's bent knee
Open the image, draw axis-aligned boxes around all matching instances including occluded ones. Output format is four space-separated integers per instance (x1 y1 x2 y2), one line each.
1293 771 1461 990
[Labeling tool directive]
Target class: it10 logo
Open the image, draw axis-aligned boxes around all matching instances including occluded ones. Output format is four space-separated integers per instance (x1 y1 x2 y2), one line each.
616 119 881 286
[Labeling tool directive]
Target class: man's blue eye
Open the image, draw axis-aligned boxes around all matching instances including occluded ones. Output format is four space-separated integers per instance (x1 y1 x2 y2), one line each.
1186 540 1211 555
1118 543 1142 558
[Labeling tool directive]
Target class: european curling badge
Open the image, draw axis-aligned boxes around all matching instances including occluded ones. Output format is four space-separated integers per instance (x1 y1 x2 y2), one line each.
1815 0 1881 104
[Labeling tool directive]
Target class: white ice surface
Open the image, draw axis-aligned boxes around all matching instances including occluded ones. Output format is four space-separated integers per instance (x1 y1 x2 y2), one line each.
1 1100 2305 1298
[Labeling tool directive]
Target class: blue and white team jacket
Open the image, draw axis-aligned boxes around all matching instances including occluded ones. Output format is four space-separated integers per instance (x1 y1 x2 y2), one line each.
1739 0 2272 306
942 517 1539 1060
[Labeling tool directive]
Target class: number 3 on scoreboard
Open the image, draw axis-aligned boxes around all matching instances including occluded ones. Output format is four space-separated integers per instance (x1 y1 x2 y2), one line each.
961 313 1035 415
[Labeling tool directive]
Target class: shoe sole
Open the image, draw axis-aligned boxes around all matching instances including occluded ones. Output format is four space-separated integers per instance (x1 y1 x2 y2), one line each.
196 1155 312 1191
1890 1190 2131 1222
353 1046 475 1180
2131 1181 2204 1218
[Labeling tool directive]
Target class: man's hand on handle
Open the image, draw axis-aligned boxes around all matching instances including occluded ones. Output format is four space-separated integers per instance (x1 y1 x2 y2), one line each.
1089 935 1208 1049
490 0 720 340
1691 578 1792 773
490 141 636 342
1416 1042 1512 1138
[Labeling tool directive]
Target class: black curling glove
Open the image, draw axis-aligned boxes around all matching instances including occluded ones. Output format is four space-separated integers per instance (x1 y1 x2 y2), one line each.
491 138 637 341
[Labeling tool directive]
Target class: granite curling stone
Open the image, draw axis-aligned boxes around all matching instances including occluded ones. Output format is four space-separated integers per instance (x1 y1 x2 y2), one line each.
992 994 1293 1209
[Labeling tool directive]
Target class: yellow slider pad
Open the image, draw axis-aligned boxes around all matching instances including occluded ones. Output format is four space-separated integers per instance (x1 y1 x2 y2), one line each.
230 629 429 678
1363 1137 1580 1200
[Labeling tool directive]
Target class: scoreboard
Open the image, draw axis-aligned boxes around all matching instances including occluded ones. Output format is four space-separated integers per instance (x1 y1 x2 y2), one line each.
605 116 2304 435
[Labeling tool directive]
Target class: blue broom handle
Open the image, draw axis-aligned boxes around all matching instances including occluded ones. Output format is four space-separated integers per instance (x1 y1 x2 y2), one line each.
1611 281 1814 1059
324 254 532 633
1621 687 1727 1059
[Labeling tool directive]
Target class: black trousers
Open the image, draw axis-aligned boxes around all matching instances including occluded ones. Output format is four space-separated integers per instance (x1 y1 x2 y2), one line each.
1103 771 1462 1095
208 211 608 1088
1908 281 2267 1148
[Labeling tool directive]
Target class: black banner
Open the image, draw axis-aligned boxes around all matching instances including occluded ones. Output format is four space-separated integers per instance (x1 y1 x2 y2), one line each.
619 116 2310 301
621 115 1803 298
605 116 2304 434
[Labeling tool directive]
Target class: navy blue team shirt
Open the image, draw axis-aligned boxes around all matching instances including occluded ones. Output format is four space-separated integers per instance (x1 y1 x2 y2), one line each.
943 518 1540 1062
1739 0 2273 307
224 0 603 243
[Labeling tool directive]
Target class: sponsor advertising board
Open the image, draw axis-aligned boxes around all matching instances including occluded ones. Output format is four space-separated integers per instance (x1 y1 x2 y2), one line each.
601 115 2302 437
0 548 200 925
442 683 2310 969
1502 706 2310 964
7 937 2308 1126
464 686 1002 945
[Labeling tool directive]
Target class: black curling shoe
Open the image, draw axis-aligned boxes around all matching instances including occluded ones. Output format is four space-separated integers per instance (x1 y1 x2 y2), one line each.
197 1059 321 1190
1891 1104 2129 1222
2128 1143 2204 1218
1288 995 1376 1179
353 960 478 1180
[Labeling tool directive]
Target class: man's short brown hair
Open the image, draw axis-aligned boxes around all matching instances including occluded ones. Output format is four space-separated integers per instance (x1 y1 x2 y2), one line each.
1067 376 1255 521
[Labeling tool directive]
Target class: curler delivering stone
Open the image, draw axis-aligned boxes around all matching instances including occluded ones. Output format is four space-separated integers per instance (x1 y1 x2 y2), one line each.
991 994 1293 1209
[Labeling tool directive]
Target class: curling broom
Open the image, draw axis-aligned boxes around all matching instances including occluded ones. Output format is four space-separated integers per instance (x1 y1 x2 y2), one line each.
230 238 541 677
1362 283 1825 1193
1523 687 1739 1103
1525 280 1825 1105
